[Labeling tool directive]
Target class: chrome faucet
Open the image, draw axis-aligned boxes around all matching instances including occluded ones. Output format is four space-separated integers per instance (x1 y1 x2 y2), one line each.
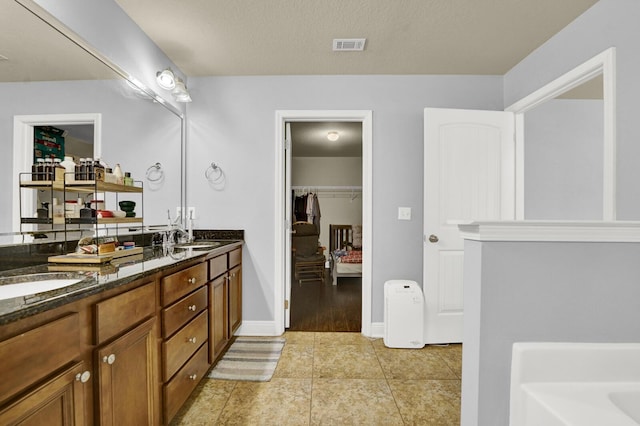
161 209 194 245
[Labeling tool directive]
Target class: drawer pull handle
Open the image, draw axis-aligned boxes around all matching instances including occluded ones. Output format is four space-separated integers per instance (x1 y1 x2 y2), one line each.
188 277 196 284
189 374 198 381
75 371 91 383
188 337 197 344
103 354 116 365
188 304 197 311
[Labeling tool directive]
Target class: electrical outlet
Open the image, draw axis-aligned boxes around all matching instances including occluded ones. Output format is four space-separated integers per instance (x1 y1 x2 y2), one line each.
187 207 196 219
398 207 412 220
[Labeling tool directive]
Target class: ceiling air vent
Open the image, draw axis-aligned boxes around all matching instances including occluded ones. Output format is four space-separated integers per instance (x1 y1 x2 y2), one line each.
332 38 366 52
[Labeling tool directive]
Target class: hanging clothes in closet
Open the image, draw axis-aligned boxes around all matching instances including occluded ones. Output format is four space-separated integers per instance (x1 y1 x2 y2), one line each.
292 190 321 235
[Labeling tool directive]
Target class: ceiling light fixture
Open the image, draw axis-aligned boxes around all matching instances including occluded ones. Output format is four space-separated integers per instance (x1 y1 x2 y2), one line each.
327 131 340 141
172 78 192 103
156 68 176 90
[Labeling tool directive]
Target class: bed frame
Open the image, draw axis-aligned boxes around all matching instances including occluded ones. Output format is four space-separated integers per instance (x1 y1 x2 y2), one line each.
329 224 362 286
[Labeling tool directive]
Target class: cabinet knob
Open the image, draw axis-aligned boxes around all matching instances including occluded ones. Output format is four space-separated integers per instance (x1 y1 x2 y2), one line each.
188 277 196 284
188 374 197 381
103 354 116 365
75 370 91 383
428 234 439 243
188 337 197 344
188 304 197 311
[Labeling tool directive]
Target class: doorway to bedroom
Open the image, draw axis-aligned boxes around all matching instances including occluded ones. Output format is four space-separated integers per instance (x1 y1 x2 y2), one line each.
288 121 363 331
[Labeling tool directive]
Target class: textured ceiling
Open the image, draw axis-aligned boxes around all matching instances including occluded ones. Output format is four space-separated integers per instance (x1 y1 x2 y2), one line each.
115 0 598 76
1 0 601 157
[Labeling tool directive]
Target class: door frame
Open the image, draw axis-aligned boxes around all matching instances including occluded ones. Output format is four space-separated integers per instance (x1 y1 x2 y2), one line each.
505 47 616 220
12 113 102 236
274 110 373 336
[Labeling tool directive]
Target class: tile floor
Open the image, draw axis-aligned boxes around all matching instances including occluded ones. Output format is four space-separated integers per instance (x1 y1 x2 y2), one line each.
172 332 462 425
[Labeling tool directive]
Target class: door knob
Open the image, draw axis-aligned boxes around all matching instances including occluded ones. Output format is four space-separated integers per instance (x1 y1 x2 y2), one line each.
428 234 439 243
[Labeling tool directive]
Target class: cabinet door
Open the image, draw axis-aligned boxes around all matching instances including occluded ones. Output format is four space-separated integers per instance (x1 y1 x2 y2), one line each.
229 265 242 335
209 274 229 363
0 361 89 426
96 317 158 426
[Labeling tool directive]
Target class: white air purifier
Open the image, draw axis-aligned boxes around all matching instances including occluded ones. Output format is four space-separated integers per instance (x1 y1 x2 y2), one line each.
383 280 425 348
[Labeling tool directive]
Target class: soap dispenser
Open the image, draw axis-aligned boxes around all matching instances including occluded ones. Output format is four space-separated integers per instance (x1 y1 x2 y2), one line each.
113 164 124 185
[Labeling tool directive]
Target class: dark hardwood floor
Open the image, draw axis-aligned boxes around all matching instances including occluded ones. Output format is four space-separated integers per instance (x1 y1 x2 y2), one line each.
289 268 362 332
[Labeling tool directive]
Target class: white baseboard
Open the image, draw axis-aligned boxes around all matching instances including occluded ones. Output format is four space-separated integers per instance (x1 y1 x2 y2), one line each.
369 322 384 339
234 321 282 337
236 320 386 338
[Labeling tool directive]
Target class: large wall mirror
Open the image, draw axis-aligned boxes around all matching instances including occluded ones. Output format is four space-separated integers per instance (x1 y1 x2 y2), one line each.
506 47 616 221
0 0 184 243
523 76 604 220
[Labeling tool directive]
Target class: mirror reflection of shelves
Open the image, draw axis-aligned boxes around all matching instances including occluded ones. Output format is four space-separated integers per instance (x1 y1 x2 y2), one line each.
18 172 144 254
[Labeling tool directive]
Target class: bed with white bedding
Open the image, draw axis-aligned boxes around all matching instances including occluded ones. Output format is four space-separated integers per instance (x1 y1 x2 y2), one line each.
329 224 362 286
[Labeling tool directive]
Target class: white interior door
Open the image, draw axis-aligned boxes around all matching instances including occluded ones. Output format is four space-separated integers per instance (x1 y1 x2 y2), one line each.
423 108 514 344
284 122 292 327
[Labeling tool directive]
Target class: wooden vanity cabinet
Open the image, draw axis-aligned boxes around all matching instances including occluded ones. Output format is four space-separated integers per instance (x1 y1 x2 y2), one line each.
208 248 242 363
160 261 210 423
0 313 90 425
0 242 242 426
94 281 158 426
228 248 242 336
0 361 89 426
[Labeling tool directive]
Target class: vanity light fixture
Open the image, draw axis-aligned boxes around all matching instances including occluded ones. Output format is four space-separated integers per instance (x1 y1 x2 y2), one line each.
172 78 192 103
327 131 340 141
156 68 176 90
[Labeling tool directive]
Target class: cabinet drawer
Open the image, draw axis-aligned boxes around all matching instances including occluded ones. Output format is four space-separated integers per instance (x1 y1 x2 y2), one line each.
163 311 208 380
208 254 227 280
95 281 156 344
163 343 209 423
229 248 242 268
162 263 207 306
162 286 208 338
0 313 80 404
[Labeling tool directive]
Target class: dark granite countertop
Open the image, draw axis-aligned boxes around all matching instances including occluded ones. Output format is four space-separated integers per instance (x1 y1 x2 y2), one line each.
0 230 243 326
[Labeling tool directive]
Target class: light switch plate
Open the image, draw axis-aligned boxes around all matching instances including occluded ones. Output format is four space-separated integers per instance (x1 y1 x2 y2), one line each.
398 207 412 220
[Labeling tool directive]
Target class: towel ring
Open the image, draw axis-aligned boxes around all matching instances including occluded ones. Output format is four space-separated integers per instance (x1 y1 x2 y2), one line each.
146 162 164 182
205 162 224 183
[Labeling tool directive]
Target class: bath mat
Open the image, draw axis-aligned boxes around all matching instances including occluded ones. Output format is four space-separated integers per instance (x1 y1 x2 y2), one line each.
208 336 286 382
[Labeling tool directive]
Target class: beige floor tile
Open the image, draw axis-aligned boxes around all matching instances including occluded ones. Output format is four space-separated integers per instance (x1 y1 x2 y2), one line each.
310 378 404 425
388 379 461 425
374 344 458 380
273 344 314 378
313 344 384 379
215 378 312 425
171 379 237 425
283 331 316 345
432 344 463 378
314 331 373 346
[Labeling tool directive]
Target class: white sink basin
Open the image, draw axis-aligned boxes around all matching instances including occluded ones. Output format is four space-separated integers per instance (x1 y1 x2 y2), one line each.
174 241 221 250
510 342 640 426
0 275 84 300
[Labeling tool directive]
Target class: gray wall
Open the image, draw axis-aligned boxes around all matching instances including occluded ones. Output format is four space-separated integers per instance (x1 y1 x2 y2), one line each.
461 239 640 426
524 99 604 219
186 75 503 323
504 0 640 220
